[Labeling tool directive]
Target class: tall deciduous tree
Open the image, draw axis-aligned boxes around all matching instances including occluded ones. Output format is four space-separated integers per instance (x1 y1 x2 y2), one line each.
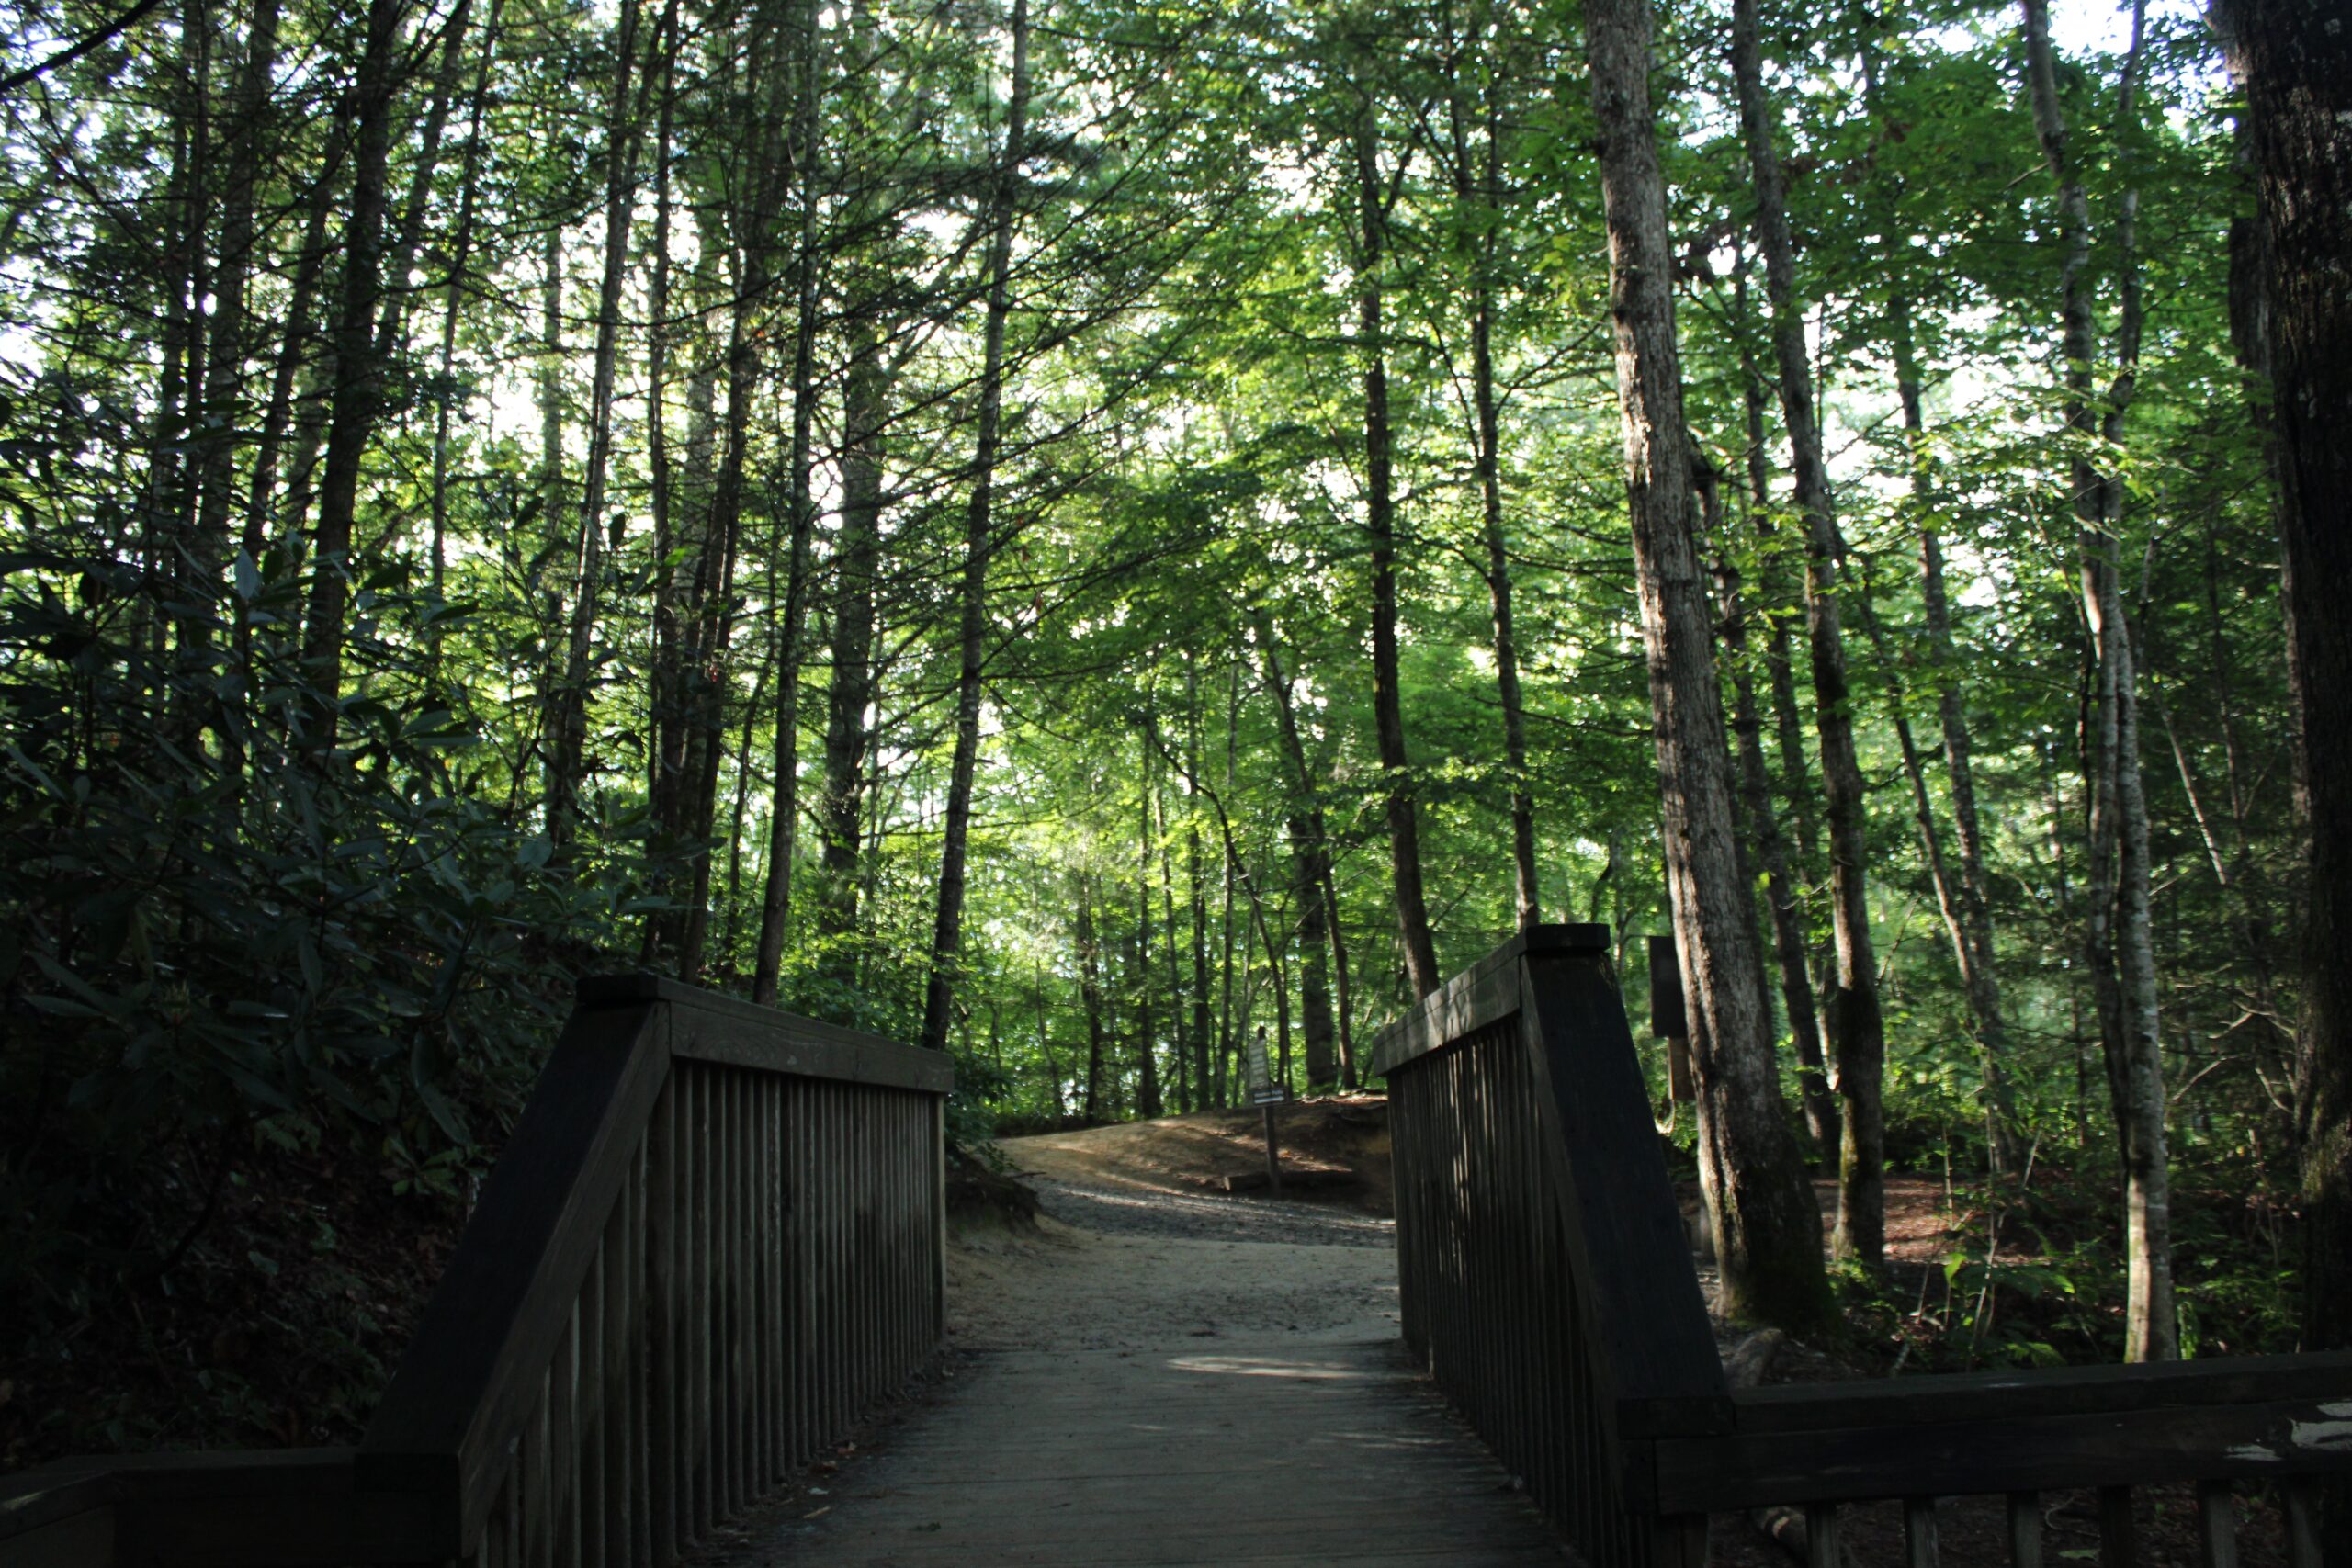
1727 0 1888 1266
2213 0 2352 1444
1582 0 1832 1333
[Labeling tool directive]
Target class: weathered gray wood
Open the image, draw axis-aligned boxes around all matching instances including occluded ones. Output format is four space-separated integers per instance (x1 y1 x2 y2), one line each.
1732 1349 2352 1431
771 1342 1560 1567
580 974 952 1093
2282 1477 2322 1568
2007 1490 2042 1568
2196 1481 2238 1568
1650 1391 2352 1509
1804 1502 1840 1568
1905 1495 1939 1568
1366 924 1608 1077
359 998 668 1553
1517 950 1729 1426
3 982 949 1568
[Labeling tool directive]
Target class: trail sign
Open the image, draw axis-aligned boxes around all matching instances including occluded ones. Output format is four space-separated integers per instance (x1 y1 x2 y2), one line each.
1248 1025 1284 1194
1245 1025 1284 1106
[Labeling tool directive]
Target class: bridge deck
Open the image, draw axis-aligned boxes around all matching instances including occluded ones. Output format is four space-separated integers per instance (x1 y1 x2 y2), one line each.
758 1337 1564 1566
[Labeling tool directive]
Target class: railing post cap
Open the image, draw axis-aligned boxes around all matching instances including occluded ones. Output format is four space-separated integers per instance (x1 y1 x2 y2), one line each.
1520 923 1611 955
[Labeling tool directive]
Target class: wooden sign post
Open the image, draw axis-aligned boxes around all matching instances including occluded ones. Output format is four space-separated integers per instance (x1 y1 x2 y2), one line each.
1246 1024 1283 1193
1648 932 1709 1262
1645 932 1694 1103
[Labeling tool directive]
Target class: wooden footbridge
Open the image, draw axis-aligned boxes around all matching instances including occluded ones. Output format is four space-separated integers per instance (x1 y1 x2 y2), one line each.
6 931 2348 1567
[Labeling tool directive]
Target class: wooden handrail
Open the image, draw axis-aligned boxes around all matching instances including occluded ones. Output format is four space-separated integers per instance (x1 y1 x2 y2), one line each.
0 976 952 1568
1376 929 2352 1568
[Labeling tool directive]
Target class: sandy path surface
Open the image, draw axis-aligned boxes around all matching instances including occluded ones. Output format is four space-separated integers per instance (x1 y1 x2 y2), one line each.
715 1132 1566 1566
945 1132 1400 1353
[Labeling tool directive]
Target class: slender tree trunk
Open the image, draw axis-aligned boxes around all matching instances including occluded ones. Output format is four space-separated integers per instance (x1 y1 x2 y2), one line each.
426 0 501 682
1351 68 1442 999
1727 324 1838 1154
752 0 829 1003
300 0 402 747
1216 656 1241 1108
1256 622 1339 1089
1856 20 2028 1169
817 318 886 974
243 125 345 560
1717 472 1838 1156
371 0 472 364
193 0 282 737
1185 652 1216 1105
2213 4 2352 1481
1729 0 1887 1267
1078 872 1108 1121
1153 719 1192 1112
548 0 645 846
2023 0 2174 1361
1135 726 1161 1118
1442 30 1538 929
1583 0 1831 1333
921 0 1030 1051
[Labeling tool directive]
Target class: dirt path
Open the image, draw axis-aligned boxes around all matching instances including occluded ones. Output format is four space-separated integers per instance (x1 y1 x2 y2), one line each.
945 1130 1400 1354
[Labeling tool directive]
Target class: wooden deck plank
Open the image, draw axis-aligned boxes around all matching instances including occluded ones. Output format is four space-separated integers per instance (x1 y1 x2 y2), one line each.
749 1338 1565 1565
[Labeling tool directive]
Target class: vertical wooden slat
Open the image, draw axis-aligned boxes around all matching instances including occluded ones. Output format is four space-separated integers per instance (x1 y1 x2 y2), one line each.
650 1077 678 1565
2007 1490 2042 1568
690 1064 713 1542
752 1070 771 1485
1804 1501 1841 1568
555 1303 582 1568
1905 1495 1939 1568
2097 1485 2134 1568
628 1135 650 1568
601 1157 633 1568
726 1066 743 1509
503 1458 524 1568
526 1366 553 1568
2281 1478 2322 1568
578 1241 605 1568
2196 1480 2239 1568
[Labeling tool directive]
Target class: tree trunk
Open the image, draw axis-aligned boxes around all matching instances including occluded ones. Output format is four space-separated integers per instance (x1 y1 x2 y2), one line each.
1078 873 1107 1120
1442 29 1538 930
817 316 885 977
1155 722 1192 1112
548 0 644 847
1185 652 1216 1106
194 0 283 741
2212 0 2352 1468
1729 0 1887 1267
1135 727 1161 1118
300 0 402 747
426 0 502 682
751 0 829 1004
1256 621 1340 1090
920 0 1030 1051
1860 17 2028 1171
1351 70 1442 1000
1715 466 1838 1156
1730 331 1838 1156
2023 0 2175 1362
1582 0 1832 1334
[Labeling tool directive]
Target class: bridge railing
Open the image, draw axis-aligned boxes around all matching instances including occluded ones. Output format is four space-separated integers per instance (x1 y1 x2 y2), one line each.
1372 925 2350 1568
0 975 952 1568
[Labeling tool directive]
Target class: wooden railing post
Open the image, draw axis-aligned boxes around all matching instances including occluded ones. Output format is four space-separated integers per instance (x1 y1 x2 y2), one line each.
1369 928 2352 1567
